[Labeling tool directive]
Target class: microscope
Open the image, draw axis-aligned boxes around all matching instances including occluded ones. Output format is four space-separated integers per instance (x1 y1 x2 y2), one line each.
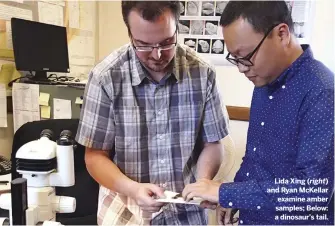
0 129 76 225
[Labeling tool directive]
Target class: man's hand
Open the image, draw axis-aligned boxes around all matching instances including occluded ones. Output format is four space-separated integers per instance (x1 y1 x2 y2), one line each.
199 200 218 210
130 183 166 213
217 207 239 225
182 178 221 203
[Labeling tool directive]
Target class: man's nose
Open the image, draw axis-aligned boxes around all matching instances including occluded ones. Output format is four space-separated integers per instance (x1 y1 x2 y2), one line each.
237 63 250 73
150 47 162 60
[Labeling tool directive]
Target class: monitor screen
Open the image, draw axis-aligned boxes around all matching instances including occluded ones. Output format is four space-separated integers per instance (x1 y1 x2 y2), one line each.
11 18 70 75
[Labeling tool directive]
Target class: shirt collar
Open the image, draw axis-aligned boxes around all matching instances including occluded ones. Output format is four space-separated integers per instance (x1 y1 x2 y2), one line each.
268 44 313 88
129 44 182 86
129 46 147 86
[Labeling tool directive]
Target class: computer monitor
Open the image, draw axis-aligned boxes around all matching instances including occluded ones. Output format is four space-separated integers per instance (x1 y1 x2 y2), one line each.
11 18 70 82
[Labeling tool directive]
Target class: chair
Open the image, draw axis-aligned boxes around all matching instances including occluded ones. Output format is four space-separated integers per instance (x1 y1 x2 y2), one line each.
11 119 99 225
207 134 237 225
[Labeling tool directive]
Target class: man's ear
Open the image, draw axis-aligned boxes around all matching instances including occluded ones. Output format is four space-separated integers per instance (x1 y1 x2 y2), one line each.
276 23 291 47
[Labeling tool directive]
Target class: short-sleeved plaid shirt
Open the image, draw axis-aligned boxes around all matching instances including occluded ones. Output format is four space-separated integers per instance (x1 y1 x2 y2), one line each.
76 44 229 225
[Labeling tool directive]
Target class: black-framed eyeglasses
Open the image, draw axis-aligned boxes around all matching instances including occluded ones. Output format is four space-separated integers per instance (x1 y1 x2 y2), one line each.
226 24 279 67
131 27 178 52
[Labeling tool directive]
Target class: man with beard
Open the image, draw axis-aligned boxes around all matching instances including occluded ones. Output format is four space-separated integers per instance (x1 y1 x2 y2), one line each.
76 1 229 225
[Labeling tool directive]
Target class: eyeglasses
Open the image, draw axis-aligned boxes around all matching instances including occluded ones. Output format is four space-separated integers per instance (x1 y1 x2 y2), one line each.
131 27 178 52
133 43 177 52
226 24 279 67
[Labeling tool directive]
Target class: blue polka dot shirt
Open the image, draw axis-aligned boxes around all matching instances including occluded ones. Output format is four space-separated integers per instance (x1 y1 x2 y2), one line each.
219 45 334 225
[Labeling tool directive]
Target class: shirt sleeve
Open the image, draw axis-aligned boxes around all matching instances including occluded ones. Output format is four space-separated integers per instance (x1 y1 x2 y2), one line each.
219 89 334 210
201 68 230 143
75 71 115 151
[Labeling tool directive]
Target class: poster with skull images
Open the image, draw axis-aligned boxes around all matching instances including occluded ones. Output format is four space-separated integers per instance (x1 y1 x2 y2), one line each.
178 1 228 65
178 0 313 66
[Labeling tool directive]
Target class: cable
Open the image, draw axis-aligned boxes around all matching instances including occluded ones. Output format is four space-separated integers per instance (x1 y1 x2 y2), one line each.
8 74 34 87
47 74 75 82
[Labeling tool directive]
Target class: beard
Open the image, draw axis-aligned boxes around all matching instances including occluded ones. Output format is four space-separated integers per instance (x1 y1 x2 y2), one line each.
143 58 170 72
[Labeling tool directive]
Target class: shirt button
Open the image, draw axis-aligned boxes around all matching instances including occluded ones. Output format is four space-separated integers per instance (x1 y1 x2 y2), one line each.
246 172 249 176
257 206 261 209
228 202 233 206
159 134 164 139
282 85 286 89
160 159 165 164
253 147 256 151
261 122 265 126
157 110 163 115
240 220 243 224
269 96 273 99
162 183 167 188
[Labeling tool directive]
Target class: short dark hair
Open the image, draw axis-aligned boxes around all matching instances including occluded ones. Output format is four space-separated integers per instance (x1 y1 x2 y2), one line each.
220 1 294 34
121 1 180 30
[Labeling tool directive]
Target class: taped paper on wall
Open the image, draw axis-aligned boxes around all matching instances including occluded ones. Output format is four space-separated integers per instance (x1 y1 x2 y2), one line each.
53 98 71 119
7 0 24 3
69 65 91 80
41 106 51 119
68 0 80 29
0 63 21 94
38 1 64 26
0 3 33 21
40 0 65 7
39 92 50 106
79 1 95 32
75 97 83 105
178 1 226 66
5 21 12 49
0 84 7 127
291 1 309 22
12 83 40 133
68 35 95 66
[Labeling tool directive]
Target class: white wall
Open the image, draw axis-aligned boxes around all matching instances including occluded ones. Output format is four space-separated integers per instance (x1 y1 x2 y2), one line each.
98 1 129 61
310 0 335 72
216 66 253 107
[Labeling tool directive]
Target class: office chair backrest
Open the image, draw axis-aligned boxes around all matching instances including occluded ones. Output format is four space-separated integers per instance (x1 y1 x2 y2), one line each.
11 119 99 225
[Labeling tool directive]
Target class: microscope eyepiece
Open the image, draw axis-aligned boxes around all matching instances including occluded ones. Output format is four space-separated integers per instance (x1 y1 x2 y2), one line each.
57 130 73 146
59 130 72 139
40 129 53 140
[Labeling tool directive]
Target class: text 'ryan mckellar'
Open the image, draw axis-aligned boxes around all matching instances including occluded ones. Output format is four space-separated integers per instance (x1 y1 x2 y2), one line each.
268 186 328 194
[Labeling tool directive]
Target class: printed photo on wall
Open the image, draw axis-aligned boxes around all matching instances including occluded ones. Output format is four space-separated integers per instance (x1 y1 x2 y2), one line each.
215 1 228 16
204 21 218 35
294 22 305 38
179 20 190 34
201 1 215 16
197 39 211 53
286 1 293 13
184 38 197 51
186 1 200 16
190 20 204 35
211 39 224 54
180 1 186 16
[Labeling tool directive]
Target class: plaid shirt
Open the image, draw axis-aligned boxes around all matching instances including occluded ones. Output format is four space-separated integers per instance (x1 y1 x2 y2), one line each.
76 44 229 225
